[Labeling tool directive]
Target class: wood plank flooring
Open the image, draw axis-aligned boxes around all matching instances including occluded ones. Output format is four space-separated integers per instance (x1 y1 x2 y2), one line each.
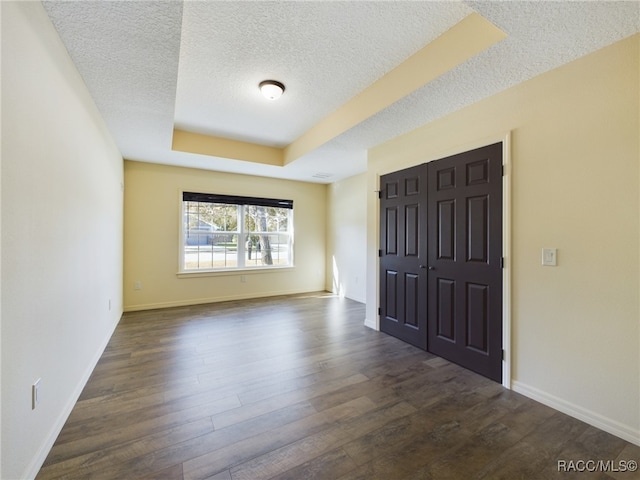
37 293 639 480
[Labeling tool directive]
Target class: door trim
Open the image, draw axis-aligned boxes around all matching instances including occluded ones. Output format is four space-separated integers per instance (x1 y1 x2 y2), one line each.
501 133 512 389
374 131 512 389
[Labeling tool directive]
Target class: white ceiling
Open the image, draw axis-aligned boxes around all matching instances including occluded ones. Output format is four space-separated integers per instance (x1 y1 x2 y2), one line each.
42 1 640 184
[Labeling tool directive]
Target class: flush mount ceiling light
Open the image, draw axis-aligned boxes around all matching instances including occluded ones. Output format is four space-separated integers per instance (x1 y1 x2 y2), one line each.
259 80 285 100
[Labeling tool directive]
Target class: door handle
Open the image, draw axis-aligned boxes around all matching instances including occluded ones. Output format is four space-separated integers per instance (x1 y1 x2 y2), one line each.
419 265 436 271
419 265 426 269
428 266 435 271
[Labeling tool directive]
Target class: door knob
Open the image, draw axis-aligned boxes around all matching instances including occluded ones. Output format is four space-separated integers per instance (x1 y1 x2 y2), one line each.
428 266 435 271
419 265 426 269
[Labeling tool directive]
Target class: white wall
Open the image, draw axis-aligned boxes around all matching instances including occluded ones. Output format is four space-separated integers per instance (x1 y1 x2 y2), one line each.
1 3 124 478
326 173 367 303
367 34 639 445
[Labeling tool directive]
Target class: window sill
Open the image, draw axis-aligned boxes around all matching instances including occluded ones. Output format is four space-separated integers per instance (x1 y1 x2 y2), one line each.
177 266 295 279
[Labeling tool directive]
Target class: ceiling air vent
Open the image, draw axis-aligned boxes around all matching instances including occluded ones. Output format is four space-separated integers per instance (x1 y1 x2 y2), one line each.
312 172 333 179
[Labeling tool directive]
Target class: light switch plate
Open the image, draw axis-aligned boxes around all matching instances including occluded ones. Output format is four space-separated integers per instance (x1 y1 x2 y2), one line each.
542 248 557 266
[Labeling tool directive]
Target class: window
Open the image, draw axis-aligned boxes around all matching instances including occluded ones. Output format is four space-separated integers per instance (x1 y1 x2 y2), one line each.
181 192 293 272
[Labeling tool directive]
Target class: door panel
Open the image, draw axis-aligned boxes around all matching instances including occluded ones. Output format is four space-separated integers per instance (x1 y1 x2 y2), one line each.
385 207 398 255
437 278 456 340
437 199 456 260
405 204 419 256
427 142 503 382
385 271 398 320
466 282 489 352
379 164 428 350
467 195 488 263
404 273 419 327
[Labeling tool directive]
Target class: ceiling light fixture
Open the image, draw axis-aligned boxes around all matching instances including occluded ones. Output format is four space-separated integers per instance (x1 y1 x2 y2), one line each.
259 80 285 100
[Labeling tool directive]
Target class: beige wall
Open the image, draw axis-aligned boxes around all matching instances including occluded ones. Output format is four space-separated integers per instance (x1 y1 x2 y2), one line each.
368 34 640 444
326 173 367 302
1 3 124 478
123 161 327 311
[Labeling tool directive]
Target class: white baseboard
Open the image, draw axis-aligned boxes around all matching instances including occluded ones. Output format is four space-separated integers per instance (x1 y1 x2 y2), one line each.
364 317 378 330
123 288 327 312
24 313 122 480
512 380 640 447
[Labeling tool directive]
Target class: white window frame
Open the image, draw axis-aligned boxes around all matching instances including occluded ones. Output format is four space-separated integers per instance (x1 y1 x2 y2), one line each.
179 191 294 274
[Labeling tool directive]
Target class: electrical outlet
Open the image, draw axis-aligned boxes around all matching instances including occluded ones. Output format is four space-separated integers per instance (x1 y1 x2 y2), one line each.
32 379 41 410
240 275 247 283
134 281 142 290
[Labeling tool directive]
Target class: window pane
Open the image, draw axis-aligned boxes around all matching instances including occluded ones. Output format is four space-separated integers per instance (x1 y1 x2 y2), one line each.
245 205 289 233
205 203 238 232
210 233 238 268
185 203 238 236
244 233 290 267
271 233 291 265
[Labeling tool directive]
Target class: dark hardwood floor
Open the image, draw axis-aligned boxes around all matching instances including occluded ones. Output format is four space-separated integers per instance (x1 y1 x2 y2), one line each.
37 292 638 480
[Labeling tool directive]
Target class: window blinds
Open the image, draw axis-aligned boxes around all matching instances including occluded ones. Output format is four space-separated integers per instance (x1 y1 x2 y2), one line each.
182 192 293 209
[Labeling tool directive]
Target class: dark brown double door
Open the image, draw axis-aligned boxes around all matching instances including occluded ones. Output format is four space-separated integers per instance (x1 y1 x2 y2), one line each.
379 143 503 382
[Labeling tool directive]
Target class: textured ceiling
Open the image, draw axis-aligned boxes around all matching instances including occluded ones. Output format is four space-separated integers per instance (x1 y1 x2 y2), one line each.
42 1 640 184
174 1 472 147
